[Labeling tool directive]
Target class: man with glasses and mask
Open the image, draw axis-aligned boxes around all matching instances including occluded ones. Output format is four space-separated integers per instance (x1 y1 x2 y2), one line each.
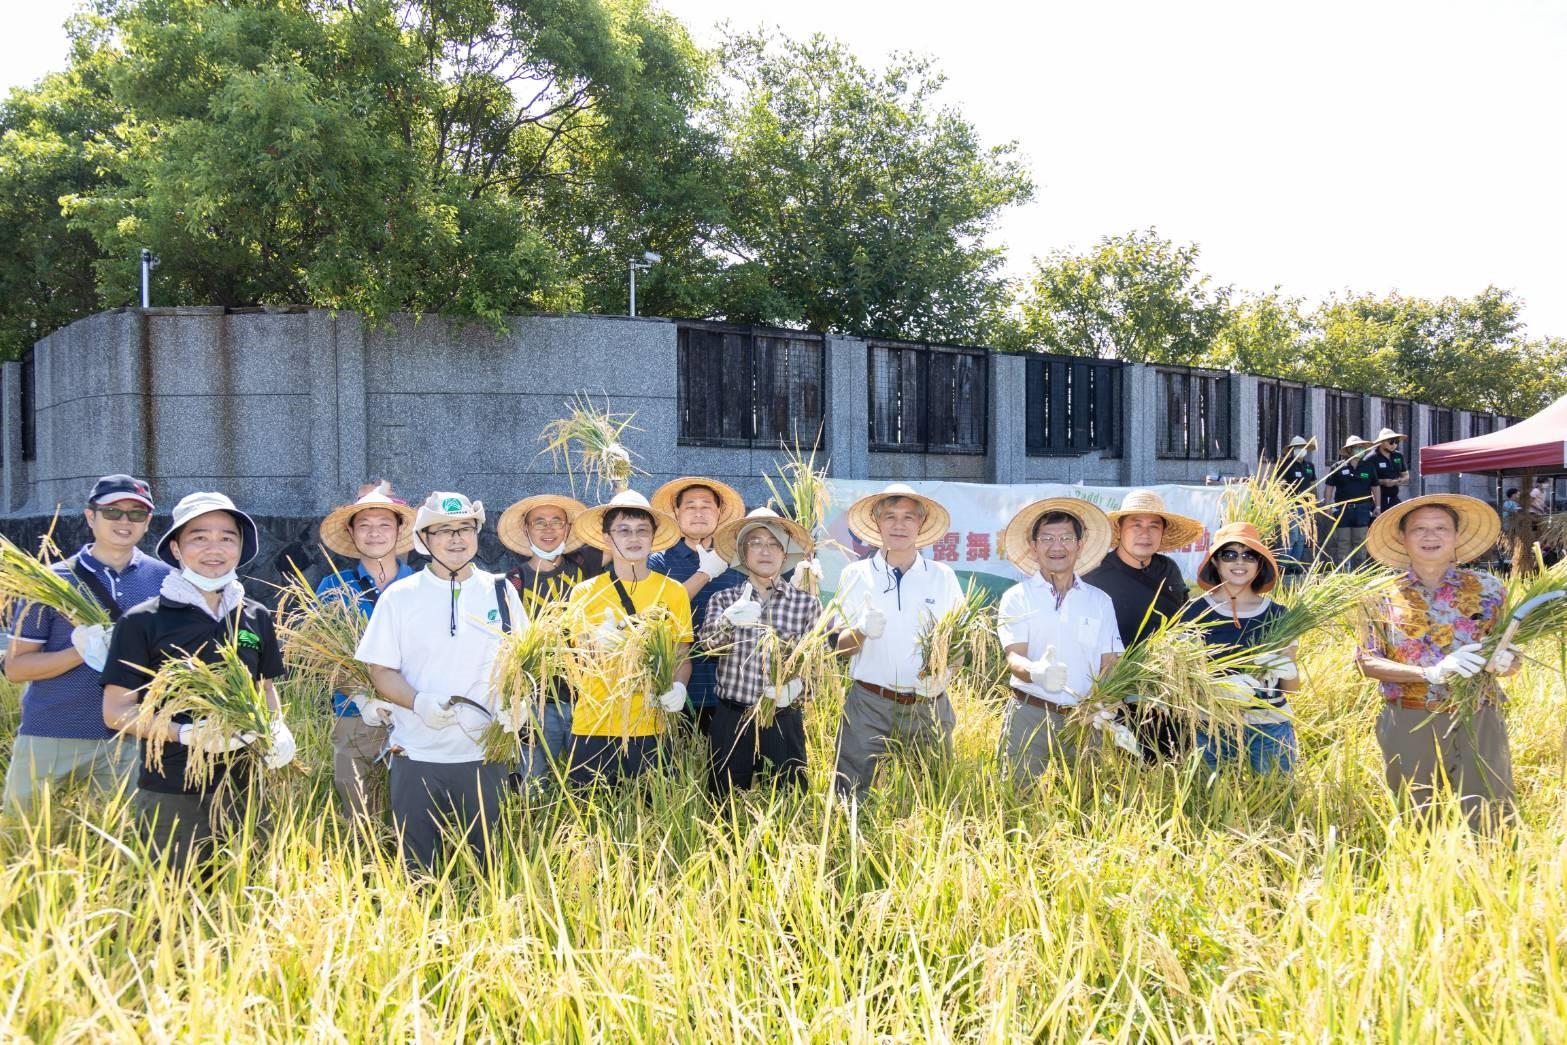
3 475 172 815
354 492 525 871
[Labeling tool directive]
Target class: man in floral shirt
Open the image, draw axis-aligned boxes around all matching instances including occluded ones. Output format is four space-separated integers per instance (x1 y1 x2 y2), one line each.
1356 494 1519 830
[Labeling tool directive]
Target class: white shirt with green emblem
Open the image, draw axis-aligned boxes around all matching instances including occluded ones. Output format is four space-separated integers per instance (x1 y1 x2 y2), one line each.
355 566 526 762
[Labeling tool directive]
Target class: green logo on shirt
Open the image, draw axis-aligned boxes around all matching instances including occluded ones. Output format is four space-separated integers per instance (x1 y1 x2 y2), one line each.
441 497 462 513
487 608 499 622
236 628 261 650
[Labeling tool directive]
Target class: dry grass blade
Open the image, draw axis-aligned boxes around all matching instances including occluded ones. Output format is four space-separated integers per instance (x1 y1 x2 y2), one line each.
482 601 571 766
136 639 278 791
539 394 641 497
1220 463 1334 549
275 564 373 700
0 532 113 628
763 437 831 539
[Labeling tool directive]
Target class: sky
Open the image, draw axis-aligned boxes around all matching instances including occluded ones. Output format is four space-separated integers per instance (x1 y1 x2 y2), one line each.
6 0 1566 337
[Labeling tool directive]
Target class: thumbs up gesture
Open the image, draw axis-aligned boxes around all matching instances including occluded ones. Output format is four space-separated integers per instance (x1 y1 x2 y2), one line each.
1028 645 1069 694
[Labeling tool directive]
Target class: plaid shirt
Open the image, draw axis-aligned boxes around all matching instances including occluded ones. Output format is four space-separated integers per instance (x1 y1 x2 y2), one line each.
700 580 823 707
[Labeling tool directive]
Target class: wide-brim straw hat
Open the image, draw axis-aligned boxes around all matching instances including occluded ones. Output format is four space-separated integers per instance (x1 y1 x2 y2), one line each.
1366 493 1500 569
1003 497 1112 576
319 483 417 559
1342 434 1372 451
1106 489 1205 552
714 507 813 574
497 494 589 556
1197 521 1280 594
1372 427 1405 443
571 489 680 553
651 477 746 530
1286 435 1311 450
845 483 951 549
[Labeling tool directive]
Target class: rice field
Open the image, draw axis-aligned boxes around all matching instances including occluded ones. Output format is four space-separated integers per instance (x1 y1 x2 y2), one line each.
0 629 1563 1041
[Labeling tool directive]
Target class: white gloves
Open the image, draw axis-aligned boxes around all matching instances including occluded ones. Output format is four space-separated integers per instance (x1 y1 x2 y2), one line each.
1422 642 1486 685
1028 645 1069 693
1255 652 1298 683
853 606 887 640
721 599 764 628
177 718 255 754
1091 709 1142 755
70 624 111 672
592 609 625 650
765 678 804 708
791 558 822 589
913 673 948 700
494 703 524 733
656 680 687 713
359 699 395 728
1487 645 1516 674
262 718 296 770
413 691 456 730
695 545 730 579
1217 674 1267 702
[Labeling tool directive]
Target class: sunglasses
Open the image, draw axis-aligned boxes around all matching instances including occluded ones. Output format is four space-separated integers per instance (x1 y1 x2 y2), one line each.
1217 547 1261 563
94 506 151 523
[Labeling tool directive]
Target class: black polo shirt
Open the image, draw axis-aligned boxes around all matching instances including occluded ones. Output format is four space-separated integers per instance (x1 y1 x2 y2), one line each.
1280 458 1317 495
100 595 285 795
1082 551 1190 649
1371 449 1407 510
506 546 606 614
1324 458 1377 526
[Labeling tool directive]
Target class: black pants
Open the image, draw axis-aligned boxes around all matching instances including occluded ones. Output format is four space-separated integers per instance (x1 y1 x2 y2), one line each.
684 703 716 737
708 700 807 798
388 758 507 872
566 734 660 788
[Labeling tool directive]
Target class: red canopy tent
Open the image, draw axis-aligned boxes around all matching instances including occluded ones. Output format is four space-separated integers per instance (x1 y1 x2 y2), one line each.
1420 394 1567 475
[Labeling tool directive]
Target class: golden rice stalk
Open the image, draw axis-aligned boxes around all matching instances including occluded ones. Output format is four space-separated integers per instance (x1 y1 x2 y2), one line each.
1447 550 1567 716
0 532 113 629
752 601 842 728
1220 462 1334 549
481 601 571 766
916 581 994 683
540 394 641 497
137 640 279 791
1223 562 1399 676
274 565 373 699
568 605 690 736
763 437 830 539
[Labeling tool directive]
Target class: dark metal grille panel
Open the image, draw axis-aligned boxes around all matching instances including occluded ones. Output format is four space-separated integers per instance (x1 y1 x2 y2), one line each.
1257 378 1307 461
1156 365 1232 459
1428 407 1456 446
20 348 35 463
1025 355 1123 456
868 341 988 454
1468 412 1498 438
1326 390 1364 456
676 324 825 449
1381 397 1417 459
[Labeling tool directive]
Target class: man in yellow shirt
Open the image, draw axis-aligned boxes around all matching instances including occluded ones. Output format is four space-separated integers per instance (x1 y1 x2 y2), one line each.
563 490 693 785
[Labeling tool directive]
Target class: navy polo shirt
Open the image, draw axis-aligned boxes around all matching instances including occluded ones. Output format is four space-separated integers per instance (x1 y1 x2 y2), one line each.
1325 458 1377 527
647 541 746 708
13 546 172 740
315 560 415 715
1371 449 1407 510
1280 459 1316 495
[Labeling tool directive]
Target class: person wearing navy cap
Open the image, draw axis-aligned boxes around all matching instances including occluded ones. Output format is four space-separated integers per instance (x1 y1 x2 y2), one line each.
2 474 172 816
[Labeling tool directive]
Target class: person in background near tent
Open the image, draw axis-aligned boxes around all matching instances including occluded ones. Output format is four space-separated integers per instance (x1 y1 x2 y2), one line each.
1369 427 1410 514
3 475 172 816
1277 435 1318 572
1324 435 1377 568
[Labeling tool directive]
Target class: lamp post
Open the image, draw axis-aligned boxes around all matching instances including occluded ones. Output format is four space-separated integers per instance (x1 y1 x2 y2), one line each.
139 248 160 309
628 251 661 317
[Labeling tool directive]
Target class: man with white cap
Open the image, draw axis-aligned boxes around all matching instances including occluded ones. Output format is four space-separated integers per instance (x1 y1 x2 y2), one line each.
3 474 172 815
354 492 526 871
1324 435 1377 568
1278 436 1318 572
314 481 417 822
1368 426 1409 514
101 492 296 864
831 483 964 799
699 507 823 798
996 498 1123 773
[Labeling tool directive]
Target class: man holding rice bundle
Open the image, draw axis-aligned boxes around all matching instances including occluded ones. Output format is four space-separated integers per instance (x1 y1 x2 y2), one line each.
314 482 416 822
2 475 171 815
354 492 526 871
562 490 693 786
995 498 1122 773
1355 494 1520 831
101 492 295 863
831 484 965 799
699 507 823 798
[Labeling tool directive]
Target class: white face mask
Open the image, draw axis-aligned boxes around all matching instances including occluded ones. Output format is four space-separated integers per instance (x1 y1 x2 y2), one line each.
181 567 237 592
529 542 563 562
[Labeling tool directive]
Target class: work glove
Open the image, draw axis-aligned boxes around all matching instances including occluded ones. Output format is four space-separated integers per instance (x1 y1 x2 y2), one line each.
1422 642 1486 685
592 609 625 650
494 703 524 734
656 680 687 713
1028 645 1069 693
912 673 949 700
262 718 296 771
721 598 764 628
1091 708 1142 755
791 558 823 590
358 699 395 728
1486 645 1517 674
412 691 457 730
695 544 730 580
764 678 804 708
1217 674 1267 702
853 606 887 640
1255 651 1298 683
177 718 256 754
70 624 111 672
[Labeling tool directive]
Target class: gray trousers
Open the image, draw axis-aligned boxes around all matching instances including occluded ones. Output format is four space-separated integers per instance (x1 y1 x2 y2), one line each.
1330 525 1369 569
1376 704 1515 831
2 735 138 816
331 714 389 823
133 784 254 867
999 697 1098 778
388 757 508 871
833 682 954 798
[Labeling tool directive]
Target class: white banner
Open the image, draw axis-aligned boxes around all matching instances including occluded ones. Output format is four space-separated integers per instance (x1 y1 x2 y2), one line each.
816 479 1231 599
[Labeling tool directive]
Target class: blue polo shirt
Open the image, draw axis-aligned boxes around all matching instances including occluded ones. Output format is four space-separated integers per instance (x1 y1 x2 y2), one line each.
315 560 415 715
14 545 172 740
647 541 746 709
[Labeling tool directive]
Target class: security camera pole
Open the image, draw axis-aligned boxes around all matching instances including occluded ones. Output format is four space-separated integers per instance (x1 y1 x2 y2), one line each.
628 251 661 317
139 248 160 309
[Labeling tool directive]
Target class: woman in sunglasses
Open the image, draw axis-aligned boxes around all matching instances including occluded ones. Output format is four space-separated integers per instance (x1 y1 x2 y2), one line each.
1181 522 1300 774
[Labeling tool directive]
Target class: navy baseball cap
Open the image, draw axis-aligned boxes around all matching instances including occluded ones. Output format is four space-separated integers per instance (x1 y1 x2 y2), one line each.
88 474 155 510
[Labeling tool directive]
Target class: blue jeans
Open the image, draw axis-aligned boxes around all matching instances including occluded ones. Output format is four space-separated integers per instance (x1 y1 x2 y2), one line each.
1284 514 1310 572
1198 720 1297 774
519 700 575 783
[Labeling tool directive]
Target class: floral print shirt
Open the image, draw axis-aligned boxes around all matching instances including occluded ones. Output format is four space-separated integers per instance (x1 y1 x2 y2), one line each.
1363 566 1505 708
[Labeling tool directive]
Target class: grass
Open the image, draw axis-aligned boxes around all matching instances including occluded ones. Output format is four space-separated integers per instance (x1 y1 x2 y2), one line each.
0 625 1564 1039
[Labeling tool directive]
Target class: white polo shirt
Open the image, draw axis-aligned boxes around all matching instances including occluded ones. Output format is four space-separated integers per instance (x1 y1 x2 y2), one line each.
996 574 1122 706
355 566 527 763
835 552 965 691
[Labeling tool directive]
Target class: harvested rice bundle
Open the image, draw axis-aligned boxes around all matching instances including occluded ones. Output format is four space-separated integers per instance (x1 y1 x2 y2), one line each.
275 566 373 700
0 532 113 628
137 640 281 790
540 395 641 497
481 602 571 766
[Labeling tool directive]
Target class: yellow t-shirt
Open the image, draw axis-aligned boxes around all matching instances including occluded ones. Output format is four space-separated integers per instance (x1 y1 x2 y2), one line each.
566 571 694 738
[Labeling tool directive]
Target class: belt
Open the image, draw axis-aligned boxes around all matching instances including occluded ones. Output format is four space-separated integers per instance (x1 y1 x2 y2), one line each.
1009 688 1073 714
855 680 927 705
1389 695 1454 713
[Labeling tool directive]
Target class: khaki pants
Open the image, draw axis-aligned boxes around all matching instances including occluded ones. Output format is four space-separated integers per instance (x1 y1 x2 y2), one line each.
1330 525 1369 569
833 683 954 798
332 714 389 823
999 697 1100 778
1376 704 1515 831
2 735 139 816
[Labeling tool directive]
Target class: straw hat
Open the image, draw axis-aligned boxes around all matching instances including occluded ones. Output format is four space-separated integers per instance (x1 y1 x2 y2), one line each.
497 494 588 556
845 483 951 549
1365 493 1500 569
651 477 746 530
1372 427 1405 443
571 489 680 553
1286 435 1310 450
157 492 260 569
714 507 813 574
1196 522 1280 594
1341 434 1372 452
1003 497 1112 576
319 482 417 559
1106 489 1205 551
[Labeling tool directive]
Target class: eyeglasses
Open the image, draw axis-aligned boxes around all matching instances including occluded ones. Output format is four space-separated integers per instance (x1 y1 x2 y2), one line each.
1031 534 1078 547
1217 548 1261 563
427 525 478 541
608 526 653 539
743 538 785 551
94 506 150 523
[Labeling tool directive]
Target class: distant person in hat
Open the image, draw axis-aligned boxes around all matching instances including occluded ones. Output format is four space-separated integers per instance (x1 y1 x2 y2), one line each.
648 478 747 737
562 490 693 787
699 508 822 799
996 498 1123 773
314 482 417 823
2 475 172 816
1277 436 1318 572
830 484 965 799
1324 436 1377 568
101 492 296 864
354 492 525 871
1182 523 1300 774
1356 494 1519 831
1082 489 1203 762
1369 427 1410 513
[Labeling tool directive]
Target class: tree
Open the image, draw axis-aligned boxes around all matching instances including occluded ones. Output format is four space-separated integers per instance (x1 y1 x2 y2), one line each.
1203 291 1312 379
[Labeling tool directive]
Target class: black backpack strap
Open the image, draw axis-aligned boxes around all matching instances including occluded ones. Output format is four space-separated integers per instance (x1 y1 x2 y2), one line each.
70 561 123 623
493 577 513 636
610 576 640 619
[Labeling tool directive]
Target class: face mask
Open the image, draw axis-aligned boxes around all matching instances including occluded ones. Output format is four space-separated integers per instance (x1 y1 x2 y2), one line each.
529 542 563 562
181 567 236 592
